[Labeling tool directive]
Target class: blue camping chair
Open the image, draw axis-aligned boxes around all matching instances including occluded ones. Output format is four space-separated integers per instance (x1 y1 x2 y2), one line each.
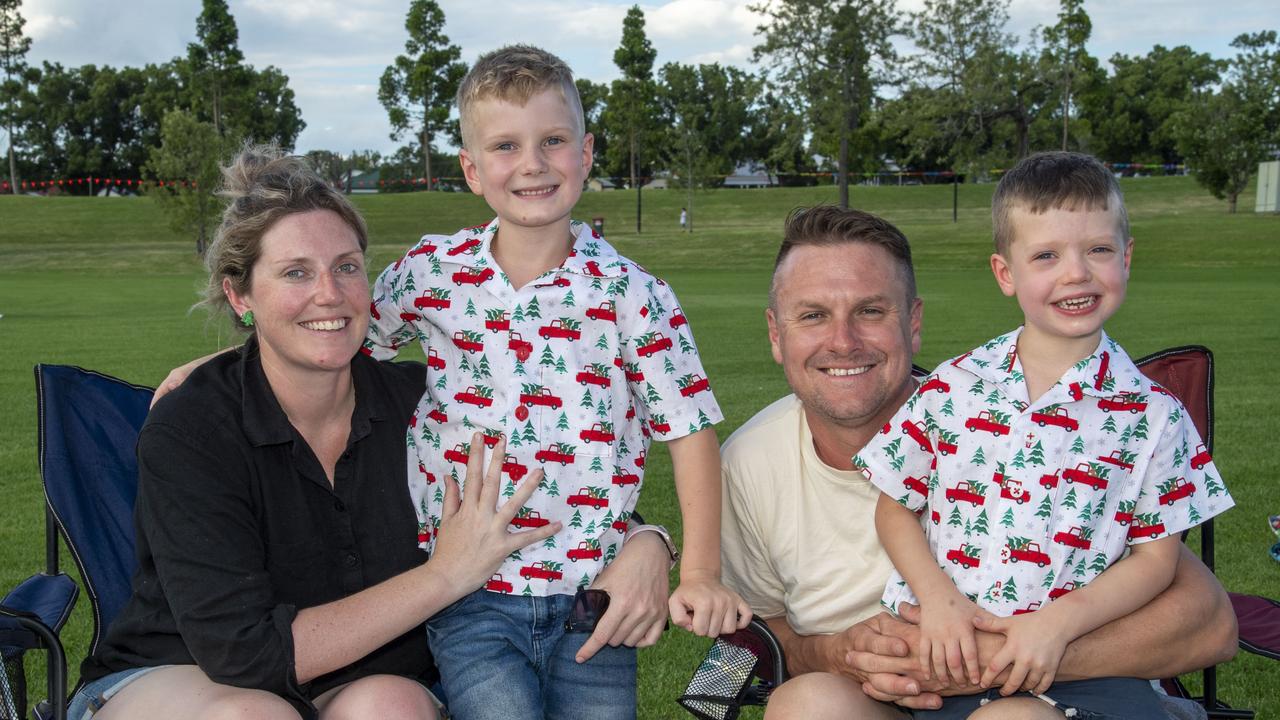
0 365 152 720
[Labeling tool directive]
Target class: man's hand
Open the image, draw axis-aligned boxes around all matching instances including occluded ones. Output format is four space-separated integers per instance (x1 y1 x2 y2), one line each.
842 613 946 710
574 531 671 663
669 569 752 637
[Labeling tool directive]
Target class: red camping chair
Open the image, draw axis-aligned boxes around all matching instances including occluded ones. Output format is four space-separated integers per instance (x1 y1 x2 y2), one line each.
680 347 1279 720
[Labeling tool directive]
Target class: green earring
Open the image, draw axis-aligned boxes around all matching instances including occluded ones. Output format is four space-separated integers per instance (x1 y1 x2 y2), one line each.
241 310 255 327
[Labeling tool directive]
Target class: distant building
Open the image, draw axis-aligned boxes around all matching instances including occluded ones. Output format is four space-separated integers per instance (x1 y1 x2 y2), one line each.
722 163 778 188
586 177 618 192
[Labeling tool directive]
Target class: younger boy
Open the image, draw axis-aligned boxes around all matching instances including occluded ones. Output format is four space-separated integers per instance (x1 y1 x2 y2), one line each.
364 45 749 718
855 152 1233 718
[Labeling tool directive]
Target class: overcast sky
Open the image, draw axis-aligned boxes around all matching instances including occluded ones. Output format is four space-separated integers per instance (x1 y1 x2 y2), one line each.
21 0 1276 156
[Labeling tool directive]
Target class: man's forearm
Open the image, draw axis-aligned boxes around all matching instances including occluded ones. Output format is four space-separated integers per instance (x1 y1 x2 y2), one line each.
765 615 851 678
1058 544 1237 680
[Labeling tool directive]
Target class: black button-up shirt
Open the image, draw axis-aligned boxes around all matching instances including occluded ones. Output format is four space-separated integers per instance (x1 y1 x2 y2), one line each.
82 338 433 718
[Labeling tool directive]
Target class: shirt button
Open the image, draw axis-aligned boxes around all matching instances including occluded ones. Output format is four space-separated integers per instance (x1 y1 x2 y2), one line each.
344 553 359 568
334 499 346 512
340 450 352 461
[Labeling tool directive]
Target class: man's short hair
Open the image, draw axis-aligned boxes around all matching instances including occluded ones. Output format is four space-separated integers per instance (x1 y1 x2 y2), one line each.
771 205 917 309
992 151 1130 256
456 45 583 150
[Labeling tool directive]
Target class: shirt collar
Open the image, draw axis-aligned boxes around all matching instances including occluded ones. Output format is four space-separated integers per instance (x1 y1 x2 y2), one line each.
443 217 628 280
237 335 389 448
955 328 1144 405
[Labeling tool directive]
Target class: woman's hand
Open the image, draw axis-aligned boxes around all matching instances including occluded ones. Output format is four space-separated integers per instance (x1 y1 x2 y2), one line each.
150 348 235 408
573 530 672 662
429 434 560 593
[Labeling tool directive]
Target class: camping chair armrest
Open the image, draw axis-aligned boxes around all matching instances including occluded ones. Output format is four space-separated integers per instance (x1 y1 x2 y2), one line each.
2 573 79 636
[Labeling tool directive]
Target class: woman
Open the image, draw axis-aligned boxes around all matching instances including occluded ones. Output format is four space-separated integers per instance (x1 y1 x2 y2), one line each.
70 147 673 720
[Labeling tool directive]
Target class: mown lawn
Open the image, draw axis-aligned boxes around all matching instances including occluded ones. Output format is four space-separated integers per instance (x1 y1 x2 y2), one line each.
1 175 1276 717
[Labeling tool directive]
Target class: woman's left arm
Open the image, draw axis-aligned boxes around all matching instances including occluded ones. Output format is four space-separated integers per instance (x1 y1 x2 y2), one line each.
575 529 673 663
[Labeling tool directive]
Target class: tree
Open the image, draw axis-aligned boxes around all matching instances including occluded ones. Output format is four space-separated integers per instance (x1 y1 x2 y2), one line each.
379 0 467 190
1041 0 1093 149
752 0 900 208
146 109 235 254
187 0 244 137
0 0 31 193
576 78 609 175
604 5 658 232
656 62 760 228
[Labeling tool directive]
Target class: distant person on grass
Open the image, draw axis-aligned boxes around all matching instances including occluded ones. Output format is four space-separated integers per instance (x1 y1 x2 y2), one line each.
362 45 748 719
859 151 1234 718
720 204 1239 719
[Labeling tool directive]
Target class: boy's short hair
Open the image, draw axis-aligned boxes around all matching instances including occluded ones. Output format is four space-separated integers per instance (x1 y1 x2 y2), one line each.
771 205 917 309
992 151 1130 256
456 45 583 149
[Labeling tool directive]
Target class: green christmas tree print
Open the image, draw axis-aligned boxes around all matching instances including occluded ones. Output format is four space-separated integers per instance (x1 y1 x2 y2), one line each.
1062 488 1079 510
435 374 448 390
564 290 576 307
941 398 955 417
570 509 583 528
1089 552 1108 574
580 389 595 409
679 334 694 354
663 356 677 375
465 298 477 317
513 303 526 322
476 355 492 378
1078 500 1093 522
595 334 609 351
973 509 990 536
969 380 985 396
1132 416 1149 440
1101 416 1118 434
645 383 662 404
526 297 542 319
1042 568 1056 589
523 584 533 596
543 535 558 549
984 390 1001 406
1071 436 1085 454
1010 449 1027 469
589 456 604 473
1001 507 1015 528
1001 577 1018 602
970 447 987 466
1028 441 1045 466
948 507 964 528
555 355 568 374
522 421 538 444
540 346 556 367
556 412 570 430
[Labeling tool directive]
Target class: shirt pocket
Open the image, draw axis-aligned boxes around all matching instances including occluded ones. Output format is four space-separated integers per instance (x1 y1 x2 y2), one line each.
539 366 615 461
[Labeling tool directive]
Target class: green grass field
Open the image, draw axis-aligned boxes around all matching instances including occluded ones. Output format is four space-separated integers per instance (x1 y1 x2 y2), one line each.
1 176 1277 717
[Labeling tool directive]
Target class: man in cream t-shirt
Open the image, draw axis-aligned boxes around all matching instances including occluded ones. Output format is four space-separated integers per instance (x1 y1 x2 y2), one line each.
719 206 1239 719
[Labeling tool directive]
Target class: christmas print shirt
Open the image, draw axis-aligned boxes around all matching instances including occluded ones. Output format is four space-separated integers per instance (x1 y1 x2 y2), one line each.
854 328 1233 616
364 218 723 597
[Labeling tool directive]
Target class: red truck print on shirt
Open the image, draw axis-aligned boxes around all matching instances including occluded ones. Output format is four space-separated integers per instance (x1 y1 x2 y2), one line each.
946 544 981 569
511 508 550 528
502 454 528 481
612 469 640 486
426 406 448 424
936 430 958 456
452 331 484 354
452 267 495 286
1098 449 1136 471
414 288 452 310
454 386 494 408
1013 601 1043 616
902 420 934 453
1053 525 1093 550
677 374 711 397
904 475 929 498
1097 394 1148 413
1063 462 1109 490
484 309 511 332
585 301 617 323
1039 470 1061 489
647 413 671 435
945 480 986 506
520 384 563 409
580 423 616 444
635 332 673 357
1190 444 1212 470
426 348 446 370
540 318 582 341
446 237 481 256
535 443 577 466
444 443 470 465
1031 406 1079 431
1127 514 1166 539
486 574 514 593
623 362 645 383
576 364 612 388
1049 581 1081 600
567 541 603 562
407 241 438 259
1114 500 1137 525
1158 477 1196 505
567 487 609 509
669 312 688 329
1004 540 1051 567
520 561 564 581
508 332 533 359
965 410 1011 436
999 478 1030 505
919 377 951 394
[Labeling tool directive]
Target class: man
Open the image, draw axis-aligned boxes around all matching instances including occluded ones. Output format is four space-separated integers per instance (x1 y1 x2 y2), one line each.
720 206 1238 718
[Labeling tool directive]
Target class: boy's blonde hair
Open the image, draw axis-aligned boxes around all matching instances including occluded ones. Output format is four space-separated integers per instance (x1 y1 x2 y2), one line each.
456 45 583 149
992 151 1130 257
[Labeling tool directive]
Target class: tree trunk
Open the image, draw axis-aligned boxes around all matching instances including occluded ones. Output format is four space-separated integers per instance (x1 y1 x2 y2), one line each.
1061 66 1071 150
423 127 433 192
838 132 850 210
631 132 641 233
685 130 693 233
1228 193 1237 214
6 129 17 195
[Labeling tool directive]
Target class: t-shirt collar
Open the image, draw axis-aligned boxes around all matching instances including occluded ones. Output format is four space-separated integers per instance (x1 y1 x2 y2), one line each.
442 217 628 280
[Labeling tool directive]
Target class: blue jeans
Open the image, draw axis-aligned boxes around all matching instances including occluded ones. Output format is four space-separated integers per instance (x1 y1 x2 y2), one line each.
912 677 1168 719
427 590 636 720
66 666 169 720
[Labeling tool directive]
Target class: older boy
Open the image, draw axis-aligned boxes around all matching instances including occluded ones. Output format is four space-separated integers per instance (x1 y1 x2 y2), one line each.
857 152 1234 719
364 45 748 719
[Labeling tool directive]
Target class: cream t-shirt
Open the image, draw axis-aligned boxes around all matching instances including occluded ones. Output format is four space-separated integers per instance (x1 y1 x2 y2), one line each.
721 394 895 636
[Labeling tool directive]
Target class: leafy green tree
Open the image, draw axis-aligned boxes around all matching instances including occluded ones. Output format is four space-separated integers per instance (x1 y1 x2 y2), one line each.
576 78 609 174
0 0 32 193
603 5 658 232
1041 0 1094 149
187 0 242 136
752 0 900 208
146 109 236 254
378 0 466 189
